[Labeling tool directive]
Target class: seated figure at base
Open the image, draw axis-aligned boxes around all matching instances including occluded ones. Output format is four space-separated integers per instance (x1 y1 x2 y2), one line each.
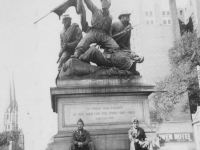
129 118 149 150
69 119 95 150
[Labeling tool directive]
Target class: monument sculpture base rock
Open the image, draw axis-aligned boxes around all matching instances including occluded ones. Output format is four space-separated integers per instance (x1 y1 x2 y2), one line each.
57 58 139 80
50 76 155 150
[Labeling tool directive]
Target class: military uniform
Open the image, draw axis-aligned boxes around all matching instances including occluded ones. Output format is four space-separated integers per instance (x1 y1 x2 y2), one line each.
69 129 94 150
112 21 132 50
74 0 119 57
79 47 141 75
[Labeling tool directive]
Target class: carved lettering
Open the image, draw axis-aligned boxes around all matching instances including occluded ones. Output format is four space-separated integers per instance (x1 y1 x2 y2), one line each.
64 102 144 125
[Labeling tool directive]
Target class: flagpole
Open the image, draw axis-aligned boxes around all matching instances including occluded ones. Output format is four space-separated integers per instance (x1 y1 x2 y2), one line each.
34 12 52 24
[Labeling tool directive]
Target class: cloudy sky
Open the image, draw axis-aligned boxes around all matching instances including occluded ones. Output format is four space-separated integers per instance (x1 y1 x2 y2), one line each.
0 0 187 149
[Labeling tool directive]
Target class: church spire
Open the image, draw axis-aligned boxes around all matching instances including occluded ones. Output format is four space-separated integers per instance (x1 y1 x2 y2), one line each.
10 74 16 103
7 73 17 113
4 71 18 131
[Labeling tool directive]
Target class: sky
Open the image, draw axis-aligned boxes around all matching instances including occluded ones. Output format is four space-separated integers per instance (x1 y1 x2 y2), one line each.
0 0 188 150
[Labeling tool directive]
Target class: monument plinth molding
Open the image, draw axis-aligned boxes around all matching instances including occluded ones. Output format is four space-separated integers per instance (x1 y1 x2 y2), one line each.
50 76 155 150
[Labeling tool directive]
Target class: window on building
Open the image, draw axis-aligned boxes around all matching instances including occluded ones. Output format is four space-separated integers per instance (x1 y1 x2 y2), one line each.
162 19 171 25
167 11 170 16
7 114 9 120
145 11 154 17
163 20 167 24
190 1 192 5
8 125 10 129
162 11 165 16
150 11 153 16
145 11 154 25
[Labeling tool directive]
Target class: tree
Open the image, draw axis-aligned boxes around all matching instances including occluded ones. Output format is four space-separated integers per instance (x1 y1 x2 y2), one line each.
0 130 20 150
151 32 200 122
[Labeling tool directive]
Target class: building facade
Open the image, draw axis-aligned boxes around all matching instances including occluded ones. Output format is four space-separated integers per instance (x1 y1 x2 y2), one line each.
130 0 173 82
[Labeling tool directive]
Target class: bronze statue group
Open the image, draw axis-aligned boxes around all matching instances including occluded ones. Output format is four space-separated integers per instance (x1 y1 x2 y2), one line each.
57 0 144 79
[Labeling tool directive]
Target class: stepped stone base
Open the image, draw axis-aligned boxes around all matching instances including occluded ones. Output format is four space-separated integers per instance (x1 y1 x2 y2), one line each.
50 77 155 150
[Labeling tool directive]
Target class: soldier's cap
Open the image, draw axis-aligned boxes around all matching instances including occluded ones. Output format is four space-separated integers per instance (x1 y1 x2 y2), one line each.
100 0 111 3
100 0 111 5
62 14 72 20
131 118 139 123
77 118 84 125
118 10 131 19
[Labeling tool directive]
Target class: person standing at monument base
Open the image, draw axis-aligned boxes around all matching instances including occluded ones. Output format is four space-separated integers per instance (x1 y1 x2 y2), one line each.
69 118 95 150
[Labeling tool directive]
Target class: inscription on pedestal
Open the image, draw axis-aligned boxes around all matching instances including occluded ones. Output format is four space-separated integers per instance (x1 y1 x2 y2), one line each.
63 102 144 126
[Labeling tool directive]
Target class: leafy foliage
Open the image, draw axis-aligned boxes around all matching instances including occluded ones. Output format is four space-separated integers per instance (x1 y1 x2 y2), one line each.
0 130 20 150
151 32 200 122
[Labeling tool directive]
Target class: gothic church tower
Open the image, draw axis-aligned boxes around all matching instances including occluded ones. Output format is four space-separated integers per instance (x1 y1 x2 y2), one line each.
4 77 18 131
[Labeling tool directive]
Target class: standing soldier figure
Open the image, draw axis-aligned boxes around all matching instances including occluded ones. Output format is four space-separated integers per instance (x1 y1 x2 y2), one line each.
71 0 119 59
112 10 132 51
111 11 144 74
58 14 82 71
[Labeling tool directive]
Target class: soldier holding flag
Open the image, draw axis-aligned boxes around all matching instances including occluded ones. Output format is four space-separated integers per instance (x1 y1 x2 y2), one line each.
71 0 120 59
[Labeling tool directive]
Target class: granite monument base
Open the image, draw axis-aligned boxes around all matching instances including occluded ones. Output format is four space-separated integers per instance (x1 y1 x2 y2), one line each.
50 76 155 150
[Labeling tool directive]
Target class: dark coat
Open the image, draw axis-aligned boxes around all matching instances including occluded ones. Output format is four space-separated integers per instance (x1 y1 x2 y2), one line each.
71 129 91 145
129 127 148 150
129 127 147 141
111 21 132 50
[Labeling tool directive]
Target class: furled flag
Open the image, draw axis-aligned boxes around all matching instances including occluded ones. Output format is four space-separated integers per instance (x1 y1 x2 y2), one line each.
34 0 79 24
52 0 77 18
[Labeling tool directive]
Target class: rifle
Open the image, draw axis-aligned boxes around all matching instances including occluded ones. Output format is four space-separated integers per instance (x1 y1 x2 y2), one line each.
112 22 145 38
57 43 67 63
57 23 78 63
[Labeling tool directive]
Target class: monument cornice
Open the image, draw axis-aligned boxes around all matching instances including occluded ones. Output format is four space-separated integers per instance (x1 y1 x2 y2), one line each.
51 77 154 113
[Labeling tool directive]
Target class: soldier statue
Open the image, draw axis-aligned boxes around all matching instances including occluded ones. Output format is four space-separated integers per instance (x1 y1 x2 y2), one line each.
112 10 132 50
58 14 82 71
111 10 144 74
71 0 120 59
56 2 145 78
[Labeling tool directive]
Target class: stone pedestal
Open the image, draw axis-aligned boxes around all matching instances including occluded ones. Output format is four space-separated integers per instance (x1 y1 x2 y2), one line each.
50 76 154 150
